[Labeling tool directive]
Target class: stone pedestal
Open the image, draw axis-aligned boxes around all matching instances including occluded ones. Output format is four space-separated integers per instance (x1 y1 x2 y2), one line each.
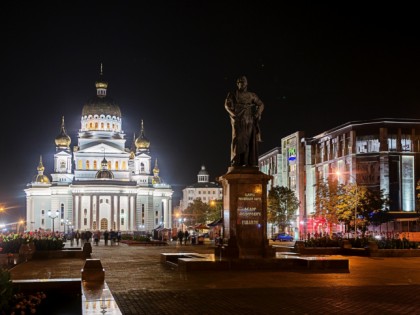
217 166 273 259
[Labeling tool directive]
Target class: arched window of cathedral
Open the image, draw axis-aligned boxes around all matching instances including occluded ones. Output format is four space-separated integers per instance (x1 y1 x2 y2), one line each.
101 122 104 129
122 161 126 170
121 217 124 225
42 210 45 215
94 160 98 170
115 161 119 170
141 163 145 172
100 218 108 230
78 160 82 170
86 160 90 169
107 123 110 130
112 123 115 130
95 122 98 129
60 161 66 171
84 218 87 225
108 161 111 170
89 122 93 129
121 209 124 214
61 204 64 219
84 209 87 216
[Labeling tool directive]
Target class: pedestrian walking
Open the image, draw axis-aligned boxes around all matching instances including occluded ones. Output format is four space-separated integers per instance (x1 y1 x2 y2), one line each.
104 230 109 246
75 230 81 246
177 230 184 245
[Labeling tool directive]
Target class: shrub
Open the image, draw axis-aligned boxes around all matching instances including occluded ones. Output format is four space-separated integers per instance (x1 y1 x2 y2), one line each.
0 268 14 312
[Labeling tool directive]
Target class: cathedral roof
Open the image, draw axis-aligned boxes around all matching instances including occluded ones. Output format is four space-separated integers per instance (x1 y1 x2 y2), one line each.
81 64 121 118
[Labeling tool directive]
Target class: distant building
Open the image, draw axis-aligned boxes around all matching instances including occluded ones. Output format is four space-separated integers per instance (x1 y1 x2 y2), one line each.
260 118 420 237
180 165 223 210
25 67 173 233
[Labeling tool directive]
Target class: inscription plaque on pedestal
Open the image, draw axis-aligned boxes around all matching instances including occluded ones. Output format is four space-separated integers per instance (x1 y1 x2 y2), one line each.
218 167 273 259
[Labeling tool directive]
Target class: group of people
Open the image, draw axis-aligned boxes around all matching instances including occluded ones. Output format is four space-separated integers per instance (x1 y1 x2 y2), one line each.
65 229 121 246
177 230 190 245
92 229 122 246
66 229 91 246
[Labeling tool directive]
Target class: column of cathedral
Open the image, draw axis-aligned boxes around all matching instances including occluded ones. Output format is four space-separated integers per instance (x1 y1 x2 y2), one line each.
111 195 115 230
96 196 100 229
116 196 121 230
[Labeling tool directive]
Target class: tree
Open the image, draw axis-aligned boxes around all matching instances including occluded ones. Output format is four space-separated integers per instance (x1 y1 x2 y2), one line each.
183 198 212 225
267 186 299 233
209 199 223 221
315 178 344 234
336 183 361 232
337 183 390 236
358 187 390 236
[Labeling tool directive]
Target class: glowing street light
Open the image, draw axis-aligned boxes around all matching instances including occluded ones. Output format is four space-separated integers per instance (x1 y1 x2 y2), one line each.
48 210 59 233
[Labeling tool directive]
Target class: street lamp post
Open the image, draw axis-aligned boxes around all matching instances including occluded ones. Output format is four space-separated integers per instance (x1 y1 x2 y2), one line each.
48 210 59 233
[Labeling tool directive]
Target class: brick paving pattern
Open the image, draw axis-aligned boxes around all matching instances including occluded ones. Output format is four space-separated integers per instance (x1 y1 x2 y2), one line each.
9 240 420 314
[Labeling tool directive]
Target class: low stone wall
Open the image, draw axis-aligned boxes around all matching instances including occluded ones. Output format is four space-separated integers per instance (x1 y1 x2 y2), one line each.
121 240 168 246
369 249 420 257
33 250 87 259
293 245 420 257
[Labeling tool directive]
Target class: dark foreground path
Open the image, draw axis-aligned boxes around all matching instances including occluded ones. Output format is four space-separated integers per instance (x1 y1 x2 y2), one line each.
10 241 420 314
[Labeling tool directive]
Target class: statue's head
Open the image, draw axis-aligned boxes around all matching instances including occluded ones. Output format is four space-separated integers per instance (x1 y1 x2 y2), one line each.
236 75 248 91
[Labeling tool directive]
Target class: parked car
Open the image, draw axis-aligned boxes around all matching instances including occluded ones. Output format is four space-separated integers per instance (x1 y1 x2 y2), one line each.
271 232 294 242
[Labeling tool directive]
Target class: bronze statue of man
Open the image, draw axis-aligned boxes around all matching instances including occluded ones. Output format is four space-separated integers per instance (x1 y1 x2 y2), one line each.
225 76 264 167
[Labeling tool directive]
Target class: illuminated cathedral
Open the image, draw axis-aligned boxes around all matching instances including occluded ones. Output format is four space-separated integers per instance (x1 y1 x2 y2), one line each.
24 67 173 233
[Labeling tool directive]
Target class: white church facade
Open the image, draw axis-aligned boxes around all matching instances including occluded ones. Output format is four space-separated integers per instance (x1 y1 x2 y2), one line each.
24 69 173 233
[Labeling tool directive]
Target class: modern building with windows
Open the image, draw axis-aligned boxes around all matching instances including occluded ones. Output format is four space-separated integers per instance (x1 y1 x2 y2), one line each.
25 69 173 233
259 132 306 239
260 118 420 237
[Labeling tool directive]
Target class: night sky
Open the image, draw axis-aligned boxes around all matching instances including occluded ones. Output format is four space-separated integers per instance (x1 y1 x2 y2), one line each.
1 2 419 223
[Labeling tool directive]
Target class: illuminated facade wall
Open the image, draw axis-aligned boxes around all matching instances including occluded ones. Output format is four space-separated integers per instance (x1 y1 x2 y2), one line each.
260 118 420 236
303 118 420 233
259 132 305 239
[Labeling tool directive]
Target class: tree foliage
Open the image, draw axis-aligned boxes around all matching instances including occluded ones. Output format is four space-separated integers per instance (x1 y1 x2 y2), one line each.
267 186 300 232
315 179 390 235
183 198 212 225
315 179 343 232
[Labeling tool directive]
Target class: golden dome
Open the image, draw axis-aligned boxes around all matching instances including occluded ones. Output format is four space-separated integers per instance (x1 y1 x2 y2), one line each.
55 116 71 148
135 120 150 150
33 156 50 184
81 64 121 118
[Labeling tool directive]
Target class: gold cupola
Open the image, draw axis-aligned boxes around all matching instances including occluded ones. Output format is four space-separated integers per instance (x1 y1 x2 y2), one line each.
135 120 150 150
33 156 50 183
54 116 71 148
